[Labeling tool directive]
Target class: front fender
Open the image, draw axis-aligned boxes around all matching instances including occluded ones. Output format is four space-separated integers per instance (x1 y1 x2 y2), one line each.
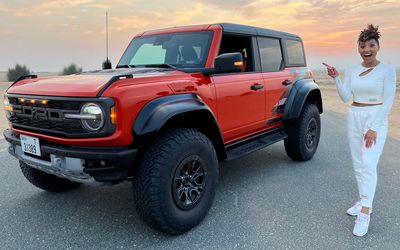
133 94 212 135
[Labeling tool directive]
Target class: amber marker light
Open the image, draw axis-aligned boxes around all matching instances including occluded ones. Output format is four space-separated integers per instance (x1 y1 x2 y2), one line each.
30 99 36 104
4 105 13 112
234 61 243 66
18 98 25 103
41 100 48 105
110 106 117 124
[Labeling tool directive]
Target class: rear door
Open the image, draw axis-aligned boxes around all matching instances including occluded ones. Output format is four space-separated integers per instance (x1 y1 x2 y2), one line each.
258 37 291 126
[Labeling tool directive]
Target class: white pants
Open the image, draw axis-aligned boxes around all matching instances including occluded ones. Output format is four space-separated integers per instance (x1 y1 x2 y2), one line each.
347 105 388 208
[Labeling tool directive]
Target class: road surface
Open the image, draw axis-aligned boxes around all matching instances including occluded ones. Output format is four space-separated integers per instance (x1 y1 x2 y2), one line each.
0 111 399 249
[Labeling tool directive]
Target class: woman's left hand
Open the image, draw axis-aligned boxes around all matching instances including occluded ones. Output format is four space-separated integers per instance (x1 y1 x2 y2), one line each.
364 129 377 148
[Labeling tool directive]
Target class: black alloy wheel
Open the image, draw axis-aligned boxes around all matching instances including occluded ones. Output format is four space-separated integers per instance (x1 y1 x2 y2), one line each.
305 118 317 149
173 155 206 210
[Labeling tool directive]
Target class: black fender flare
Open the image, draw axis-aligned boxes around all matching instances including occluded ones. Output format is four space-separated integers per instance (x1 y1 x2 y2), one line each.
283 79 323 121
133 94 219 135
133 94 226 159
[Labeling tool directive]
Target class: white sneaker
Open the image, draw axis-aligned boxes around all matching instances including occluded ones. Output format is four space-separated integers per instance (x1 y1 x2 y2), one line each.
353 212 370 237
346 202 372 216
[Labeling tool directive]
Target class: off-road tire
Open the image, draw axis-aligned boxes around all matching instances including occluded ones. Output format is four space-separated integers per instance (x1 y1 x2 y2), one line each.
132 128 219 235
20 161 81 192
284 103 321 161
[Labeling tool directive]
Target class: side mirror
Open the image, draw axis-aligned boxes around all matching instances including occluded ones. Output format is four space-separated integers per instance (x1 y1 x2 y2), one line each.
102 59 112 70
214 52 243 73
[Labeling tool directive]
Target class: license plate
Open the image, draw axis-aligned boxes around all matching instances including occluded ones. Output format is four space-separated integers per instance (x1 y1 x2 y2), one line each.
20 135 41 156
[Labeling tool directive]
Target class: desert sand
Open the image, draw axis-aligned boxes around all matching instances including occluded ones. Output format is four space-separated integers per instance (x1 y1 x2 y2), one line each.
0 70 399 140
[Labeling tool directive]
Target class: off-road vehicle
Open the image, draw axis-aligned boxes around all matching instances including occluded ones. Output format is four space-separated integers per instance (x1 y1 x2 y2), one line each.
4 23 322 234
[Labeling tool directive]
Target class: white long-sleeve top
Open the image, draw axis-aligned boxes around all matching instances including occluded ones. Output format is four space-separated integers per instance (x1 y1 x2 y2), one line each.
335 63 397 132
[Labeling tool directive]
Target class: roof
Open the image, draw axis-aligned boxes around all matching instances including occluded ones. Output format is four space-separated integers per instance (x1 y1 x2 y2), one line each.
219 23 301 39
139 23 301 40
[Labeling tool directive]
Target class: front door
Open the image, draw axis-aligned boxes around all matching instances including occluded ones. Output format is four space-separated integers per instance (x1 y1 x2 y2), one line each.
212 34 266 143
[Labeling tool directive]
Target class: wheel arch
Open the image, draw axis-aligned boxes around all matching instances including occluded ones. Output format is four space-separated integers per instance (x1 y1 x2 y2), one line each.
283 79 323 121
133 94 226 160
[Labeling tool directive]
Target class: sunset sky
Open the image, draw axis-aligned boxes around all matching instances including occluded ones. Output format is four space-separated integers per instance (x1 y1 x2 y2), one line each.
1 0 399 72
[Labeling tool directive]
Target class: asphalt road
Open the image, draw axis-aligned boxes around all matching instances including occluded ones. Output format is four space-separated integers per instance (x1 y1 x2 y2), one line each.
1 110 399 249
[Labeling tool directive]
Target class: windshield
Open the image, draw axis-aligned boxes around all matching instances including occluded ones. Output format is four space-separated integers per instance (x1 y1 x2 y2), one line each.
118 31 213 69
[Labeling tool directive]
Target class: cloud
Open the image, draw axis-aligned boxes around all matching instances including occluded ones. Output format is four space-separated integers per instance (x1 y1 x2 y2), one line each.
196 0 254 9
3 0 134 17
1 0 399 71
0 3 9 12
0 29 15 36
109 3 207 33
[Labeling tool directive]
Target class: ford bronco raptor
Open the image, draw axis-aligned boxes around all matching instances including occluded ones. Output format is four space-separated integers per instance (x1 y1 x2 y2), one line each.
4 23 322 234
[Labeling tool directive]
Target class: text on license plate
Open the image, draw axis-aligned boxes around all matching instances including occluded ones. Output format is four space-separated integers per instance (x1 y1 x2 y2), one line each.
20 135 41 156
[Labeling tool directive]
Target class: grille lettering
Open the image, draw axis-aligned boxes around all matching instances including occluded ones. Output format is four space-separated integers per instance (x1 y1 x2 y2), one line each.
13 105 64 121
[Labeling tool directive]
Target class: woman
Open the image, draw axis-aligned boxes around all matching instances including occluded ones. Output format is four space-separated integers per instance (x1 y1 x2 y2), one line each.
325 24 396 237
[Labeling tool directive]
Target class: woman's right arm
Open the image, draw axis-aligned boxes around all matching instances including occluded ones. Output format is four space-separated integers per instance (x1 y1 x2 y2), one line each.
334 68 352 103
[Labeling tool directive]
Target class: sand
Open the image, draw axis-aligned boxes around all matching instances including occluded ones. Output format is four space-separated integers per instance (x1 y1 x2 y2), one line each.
0 70 399 140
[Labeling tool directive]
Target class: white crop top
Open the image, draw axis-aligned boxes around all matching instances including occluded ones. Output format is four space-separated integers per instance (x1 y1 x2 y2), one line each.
335 62 397 131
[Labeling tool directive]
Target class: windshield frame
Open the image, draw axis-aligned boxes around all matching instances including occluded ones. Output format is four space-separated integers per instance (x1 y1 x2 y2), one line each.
117 31 214 70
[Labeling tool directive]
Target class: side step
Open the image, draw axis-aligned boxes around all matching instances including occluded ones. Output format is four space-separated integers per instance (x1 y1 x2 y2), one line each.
225 127 287 161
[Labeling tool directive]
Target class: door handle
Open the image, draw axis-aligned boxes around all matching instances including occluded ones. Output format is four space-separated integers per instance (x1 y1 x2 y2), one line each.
282 79 293 86
250 83 264 91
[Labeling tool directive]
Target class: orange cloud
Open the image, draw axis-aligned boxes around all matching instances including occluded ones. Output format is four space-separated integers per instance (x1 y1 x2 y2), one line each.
1 0 399 71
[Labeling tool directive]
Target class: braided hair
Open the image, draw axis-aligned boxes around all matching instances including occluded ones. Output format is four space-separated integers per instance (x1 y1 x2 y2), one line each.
358 24 381 47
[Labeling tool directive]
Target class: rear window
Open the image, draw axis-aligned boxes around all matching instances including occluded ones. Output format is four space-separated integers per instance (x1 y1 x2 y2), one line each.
285 39 305 66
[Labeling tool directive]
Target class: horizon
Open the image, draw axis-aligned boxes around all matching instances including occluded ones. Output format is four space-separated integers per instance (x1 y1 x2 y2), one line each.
1 0 399 72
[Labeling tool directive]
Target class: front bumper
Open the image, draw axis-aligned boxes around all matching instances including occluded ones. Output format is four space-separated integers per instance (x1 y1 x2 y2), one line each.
4 129 137 184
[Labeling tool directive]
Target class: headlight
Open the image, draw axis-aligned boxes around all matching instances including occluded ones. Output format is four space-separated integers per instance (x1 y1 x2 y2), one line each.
80 103 104 131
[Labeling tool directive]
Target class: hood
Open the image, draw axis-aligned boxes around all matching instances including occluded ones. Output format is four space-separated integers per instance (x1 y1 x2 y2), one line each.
7 68 173 97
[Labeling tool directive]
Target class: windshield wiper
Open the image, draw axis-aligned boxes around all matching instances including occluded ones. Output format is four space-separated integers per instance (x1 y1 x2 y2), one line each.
116 64 136 68
141 64 177 69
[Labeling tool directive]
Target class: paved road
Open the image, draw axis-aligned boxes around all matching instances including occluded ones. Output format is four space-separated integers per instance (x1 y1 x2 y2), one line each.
1 111 399 249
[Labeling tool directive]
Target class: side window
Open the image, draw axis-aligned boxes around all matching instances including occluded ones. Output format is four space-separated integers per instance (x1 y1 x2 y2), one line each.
257 37 283 72
218 34 254 72
285 39 306 66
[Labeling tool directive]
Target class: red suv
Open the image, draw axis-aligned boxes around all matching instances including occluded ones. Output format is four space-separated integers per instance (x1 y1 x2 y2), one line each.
4 23 322 234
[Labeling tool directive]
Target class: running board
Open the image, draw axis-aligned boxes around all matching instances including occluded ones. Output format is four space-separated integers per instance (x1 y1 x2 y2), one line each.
224 127 287 161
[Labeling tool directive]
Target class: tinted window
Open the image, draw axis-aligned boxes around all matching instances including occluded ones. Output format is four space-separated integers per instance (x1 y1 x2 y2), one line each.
285 39 305 65
258 37 283 72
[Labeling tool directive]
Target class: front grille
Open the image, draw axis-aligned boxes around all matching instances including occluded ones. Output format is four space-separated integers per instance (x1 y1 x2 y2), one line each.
9 116 83 135
8 97 81 110
6 95 116 138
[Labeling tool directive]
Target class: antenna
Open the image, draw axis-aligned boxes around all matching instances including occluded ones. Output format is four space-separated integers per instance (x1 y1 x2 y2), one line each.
102 10 112 70
106 10 108 61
